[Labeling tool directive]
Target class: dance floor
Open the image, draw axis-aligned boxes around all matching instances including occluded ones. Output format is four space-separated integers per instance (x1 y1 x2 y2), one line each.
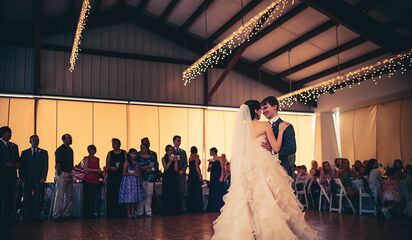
3 211 412 240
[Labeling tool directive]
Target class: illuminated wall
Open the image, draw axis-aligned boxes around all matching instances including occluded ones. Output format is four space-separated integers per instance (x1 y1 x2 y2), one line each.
0 97 315 181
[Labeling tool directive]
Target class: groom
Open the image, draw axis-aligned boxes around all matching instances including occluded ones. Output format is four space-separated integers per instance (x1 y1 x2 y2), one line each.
260 96 296 178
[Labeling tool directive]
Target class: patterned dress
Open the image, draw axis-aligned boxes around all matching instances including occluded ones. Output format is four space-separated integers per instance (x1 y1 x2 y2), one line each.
119 160 146 204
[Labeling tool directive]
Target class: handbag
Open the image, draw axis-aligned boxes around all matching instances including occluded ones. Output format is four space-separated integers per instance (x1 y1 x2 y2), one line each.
72 158 87 182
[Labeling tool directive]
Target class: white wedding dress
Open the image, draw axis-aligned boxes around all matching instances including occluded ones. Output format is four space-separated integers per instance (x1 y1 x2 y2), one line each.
211 105 318 240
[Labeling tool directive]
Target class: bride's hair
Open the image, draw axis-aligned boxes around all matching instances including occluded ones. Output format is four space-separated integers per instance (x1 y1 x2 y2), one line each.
244 100 261 120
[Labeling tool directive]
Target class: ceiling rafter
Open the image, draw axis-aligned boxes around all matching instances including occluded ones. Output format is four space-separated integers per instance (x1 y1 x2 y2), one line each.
180 0 214 32
299 0 410 54
127 7 291 93
254 20 336 67
293 48 386 89
159 0 179 22
208 0 263 43
274 12 411 80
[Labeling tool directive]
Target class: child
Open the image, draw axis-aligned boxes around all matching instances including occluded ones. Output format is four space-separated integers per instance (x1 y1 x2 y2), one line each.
119 148 146 218
381 167 401 218
296 165 310 182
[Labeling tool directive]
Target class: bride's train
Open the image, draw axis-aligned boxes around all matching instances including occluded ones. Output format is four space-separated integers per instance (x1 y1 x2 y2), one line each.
212 136 318 240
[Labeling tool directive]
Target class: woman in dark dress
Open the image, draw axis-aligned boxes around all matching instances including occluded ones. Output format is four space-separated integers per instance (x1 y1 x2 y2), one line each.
105 138 127 217
161 145 180 215
187 146 203 213
207 147 225 212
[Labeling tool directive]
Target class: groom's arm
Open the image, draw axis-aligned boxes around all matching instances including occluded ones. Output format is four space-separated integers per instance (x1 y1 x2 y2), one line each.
279 124 296 156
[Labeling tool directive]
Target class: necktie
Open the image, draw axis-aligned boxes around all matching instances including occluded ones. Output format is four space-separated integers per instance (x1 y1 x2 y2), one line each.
33 148 37 159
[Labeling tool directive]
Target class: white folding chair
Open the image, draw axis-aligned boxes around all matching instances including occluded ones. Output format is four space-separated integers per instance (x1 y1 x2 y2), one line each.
359 183 378 216
294 178 309 209
316 178 330 211
306 179 315 209
330 178 356 214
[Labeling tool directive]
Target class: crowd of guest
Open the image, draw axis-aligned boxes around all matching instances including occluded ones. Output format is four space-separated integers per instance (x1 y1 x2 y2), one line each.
294 157 412 219
3 123 411 223
0 126 231 224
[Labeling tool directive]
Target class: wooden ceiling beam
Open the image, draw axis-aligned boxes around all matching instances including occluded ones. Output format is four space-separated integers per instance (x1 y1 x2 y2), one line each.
300 0 410 53
180 0 214 32
293 48 386 89
159 0 179 22
208 0 262 43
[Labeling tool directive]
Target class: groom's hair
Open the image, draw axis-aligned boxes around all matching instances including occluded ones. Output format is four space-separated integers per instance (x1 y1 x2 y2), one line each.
261 96 279 110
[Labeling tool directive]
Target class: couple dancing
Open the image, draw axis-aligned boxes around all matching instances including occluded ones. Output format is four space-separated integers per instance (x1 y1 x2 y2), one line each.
212 96 318 240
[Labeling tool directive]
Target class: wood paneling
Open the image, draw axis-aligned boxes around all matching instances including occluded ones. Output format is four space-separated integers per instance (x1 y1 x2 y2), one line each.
0 46 34 93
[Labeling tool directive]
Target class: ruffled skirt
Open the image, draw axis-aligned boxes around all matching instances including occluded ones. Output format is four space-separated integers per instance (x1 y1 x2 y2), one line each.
212 150 318 240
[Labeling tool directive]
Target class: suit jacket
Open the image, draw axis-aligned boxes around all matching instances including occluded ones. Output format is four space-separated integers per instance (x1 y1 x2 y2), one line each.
20 148 49 183
273 118 297 157
0 141 20 178
174 148 188 175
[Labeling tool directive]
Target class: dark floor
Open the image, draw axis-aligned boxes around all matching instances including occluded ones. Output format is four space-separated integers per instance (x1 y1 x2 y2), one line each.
2 211 412 240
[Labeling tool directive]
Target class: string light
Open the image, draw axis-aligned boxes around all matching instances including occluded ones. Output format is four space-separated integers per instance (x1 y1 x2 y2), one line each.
69 0 92 72
277 50 412 109
182 0 293 86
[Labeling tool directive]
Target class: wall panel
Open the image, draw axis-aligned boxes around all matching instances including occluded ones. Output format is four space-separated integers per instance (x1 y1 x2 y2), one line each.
36 99 57 182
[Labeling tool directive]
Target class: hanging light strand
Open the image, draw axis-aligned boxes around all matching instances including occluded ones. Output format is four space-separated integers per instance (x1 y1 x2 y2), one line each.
69 0 92 72
182 0 293 86
277 50 412 109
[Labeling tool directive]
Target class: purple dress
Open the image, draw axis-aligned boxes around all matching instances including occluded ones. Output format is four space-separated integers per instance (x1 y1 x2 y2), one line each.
119 160 146 204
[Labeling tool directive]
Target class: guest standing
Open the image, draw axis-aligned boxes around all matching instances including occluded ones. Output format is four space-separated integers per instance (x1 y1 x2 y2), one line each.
173 135 188 213
187 146 203 213
82 145 101 219
53 134 74 220
0 126 20 223
223 161 231 194
161 145 180 215
105 138 127 217
137 143 159 217
139 137 158 165
207 147 225 212
20 135 48 222
119 148 146 218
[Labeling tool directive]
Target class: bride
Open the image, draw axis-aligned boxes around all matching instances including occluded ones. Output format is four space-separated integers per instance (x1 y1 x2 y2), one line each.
212 100 318 240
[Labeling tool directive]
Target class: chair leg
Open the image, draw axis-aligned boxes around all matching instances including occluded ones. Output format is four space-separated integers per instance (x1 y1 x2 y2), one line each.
359 195 362 216
346 196 356 214
309 193 314 209
329 194 333 213
338 194 343 214
304 192 308 209
319 193 322 211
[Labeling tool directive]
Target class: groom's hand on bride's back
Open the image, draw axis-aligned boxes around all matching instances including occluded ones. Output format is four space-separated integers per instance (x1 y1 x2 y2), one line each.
261 139 272 152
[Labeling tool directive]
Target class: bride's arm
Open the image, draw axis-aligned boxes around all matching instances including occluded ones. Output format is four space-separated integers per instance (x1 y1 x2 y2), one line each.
265 124 285 153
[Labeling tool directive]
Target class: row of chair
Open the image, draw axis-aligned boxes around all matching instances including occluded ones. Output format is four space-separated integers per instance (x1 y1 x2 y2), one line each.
294 178 378 215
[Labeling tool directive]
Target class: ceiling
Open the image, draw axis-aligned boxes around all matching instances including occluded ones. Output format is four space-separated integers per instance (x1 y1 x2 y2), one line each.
1 0 412 94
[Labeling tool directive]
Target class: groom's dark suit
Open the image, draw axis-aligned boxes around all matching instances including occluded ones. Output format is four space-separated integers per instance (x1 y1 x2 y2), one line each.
272 118 296 177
